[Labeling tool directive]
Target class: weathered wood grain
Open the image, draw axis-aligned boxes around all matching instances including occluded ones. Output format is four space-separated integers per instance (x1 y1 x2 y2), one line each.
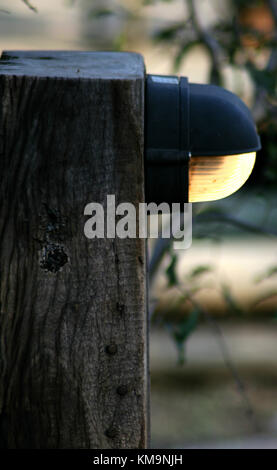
0 51 148 449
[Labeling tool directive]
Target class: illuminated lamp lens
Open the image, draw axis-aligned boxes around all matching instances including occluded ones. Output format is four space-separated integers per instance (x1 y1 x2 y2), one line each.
188 152 256 203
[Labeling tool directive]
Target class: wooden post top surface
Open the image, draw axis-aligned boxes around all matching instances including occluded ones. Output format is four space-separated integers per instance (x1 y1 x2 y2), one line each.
0 50 145 79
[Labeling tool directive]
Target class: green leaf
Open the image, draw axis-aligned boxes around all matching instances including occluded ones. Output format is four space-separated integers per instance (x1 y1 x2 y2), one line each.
173 309 200 343
165 253 178 287
221 283 242 316
89 9 114 18
255 266 277 283
22 0 37 12
188 265 213 280
168 308 200 365
153 22 184 42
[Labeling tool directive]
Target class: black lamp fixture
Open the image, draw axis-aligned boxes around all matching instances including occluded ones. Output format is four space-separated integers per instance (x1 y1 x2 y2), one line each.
145 74 261 204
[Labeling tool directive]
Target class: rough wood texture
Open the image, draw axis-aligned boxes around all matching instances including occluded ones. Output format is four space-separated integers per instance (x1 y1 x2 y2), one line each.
0 51 148 449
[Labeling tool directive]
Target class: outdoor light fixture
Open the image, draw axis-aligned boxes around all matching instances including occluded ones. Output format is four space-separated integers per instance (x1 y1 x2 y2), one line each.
145 75 261 204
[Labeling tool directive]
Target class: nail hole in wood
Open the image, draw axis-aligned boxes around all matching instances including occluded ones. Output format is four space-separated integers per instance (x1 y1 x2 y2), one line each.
105 344 117 355
117 385 128 396
105 427 117 439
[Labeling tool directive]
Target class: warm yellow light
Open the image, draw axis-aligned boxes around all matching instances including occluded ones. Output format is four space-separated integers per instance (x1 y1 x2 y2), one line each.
189 152 256 203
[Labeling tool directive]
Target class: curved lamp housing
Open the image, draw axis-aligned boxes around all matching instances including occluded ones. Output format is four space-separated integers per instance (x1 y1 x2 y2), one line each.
145 75 261 204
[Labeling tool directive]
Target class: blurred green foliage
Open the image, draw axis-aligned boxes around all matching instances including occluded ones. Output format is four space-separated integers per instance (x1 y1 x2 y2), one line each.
81 0 276 186
154 0 277 185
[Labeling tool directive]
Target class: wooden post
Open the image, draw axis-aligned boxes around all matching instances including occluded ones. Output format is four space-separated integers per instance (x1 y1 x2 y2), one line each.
0 51 148 449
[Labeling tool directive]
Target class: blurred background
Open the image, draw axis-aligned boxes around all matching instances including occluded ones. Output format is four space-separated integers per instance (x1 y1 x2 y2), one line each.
1 0 277 449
